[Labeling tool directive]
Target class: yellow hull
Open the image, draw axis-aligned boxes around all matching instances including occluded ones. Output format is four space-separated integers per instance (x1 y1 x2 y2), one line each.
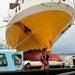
6 10 72 52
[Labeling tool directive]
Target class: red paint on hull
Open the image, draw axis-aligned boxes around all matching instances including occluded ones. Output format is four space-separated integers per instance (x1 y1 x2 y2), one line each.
24 52 62 61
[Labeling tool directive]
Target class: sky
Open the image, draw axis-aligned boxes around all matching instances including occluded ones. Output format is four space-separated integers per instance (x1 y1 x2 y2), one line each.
0 0 16 44
0 0 75 54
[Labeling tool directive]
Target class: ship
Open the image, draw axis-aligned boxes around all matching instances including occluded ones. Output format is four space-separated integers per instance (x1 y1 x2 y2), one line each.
3 0 75 61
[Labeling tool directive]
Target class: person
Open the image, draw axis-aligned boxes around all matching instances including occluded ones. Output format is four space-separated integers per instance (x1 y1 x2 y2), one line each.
40 52 50 69
22 62 31 70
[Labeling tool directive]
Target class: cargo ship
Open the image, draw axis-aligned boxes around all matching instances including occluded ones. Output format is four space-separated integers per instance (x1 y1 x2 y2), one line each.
3 0 75 61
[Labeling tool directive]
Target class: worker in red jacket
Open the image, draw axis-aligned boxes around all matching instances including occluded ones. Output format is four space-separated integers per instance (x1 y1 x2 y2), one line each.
40 52 50 69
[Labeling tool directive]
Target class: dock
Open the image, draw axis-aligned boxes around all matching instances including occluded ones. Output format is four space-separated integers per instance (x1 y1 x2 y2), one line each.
0 68 75 75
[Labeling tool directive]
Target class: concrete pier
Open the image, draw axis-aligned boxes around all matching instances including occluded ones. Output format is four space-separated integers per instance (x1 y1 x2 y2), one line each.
0 68 75 75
